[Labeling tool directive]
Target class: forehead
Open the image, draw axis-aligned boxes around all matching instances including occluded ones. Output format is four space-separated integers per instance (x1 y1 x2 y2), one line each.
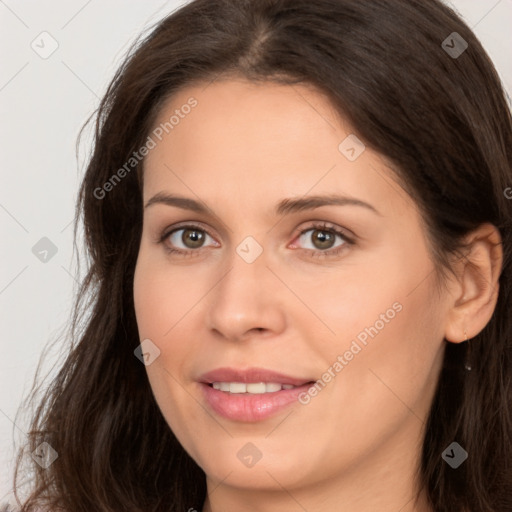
147 78 345 159
142 78 412 219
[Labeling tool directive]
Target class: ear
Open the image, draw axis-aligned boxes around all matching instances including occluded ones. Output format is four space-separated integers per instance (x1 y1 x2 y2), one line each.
444 223 503 343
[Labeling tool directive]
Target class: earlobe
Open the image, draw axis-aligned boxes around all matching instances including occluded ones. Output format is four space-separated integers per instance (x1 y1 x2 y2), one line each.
444 223 502 344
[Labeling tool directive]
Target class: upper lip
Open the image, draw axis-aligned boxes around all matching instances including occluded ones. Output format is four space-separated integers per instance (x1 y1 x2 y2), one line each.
199 367 314 387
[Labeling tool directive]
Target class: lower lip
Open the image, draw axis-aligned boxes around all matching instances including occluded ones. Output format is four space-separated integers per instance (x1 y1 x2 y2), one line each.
200 382 313 422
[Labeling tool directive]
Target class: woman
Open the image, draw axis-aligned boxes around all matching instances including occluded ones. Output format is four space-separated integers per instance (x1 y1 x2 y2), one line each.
9 0 512 511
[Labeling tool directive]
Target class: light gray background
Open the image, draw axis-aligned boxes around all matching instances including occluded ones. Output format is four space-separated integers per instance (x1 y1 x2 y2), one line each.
1 0 511 504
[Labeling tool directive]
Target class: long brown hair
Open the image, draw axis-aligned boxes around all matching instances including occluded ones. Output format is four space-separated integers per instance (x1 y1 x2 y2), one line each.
11 0 512 510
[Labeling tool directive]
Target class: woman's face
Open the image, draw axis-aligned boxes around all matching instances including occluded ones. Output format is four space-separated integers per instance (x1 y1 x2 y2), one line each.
133 78 451 502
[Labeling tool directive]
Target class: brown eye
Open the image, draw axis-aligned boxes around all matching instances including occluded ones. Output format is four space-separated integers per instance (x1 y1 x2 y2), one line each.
180 228 206 248
310 229 336 250
163 226 215 251
297 227 347 252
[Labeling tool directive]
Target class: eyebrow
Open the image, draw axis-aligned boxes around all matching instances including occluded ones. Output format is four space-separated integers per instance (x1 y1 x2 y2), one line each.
144 192 381 216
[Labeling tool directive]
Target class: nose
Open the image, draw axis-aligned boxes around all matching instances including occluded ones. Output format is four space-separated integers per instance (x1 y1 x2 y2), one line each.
206 243 287 342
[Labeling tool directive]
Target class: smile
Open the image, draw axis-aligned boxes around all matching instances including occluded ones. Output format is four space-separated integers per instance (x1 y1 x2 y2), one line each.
210 382 297 393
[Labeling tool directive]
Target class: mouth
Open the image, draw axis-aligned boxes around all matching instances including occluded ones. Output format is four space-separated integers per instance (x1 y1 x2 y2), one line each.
207 381 309 393
199 366 315 387
198 367 316 422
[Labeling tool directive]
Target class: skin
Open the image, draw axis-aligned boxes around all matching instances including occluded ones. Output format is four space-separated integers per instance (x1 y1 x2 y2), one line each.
132 77 502 512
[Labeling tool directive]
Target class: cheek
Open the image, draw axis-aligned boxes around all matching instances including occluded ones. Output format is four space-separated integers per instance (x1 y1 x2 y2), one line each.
132 255 194 392
320 266 445 432
293 246 425 350
306 237 444 409
133 249 200 339
132 247 213 369
133 256 205 450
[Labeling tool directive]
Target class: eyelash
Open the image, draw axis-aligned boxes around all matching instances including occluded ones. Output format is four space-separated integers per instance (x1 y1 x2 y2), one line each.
157 221 354 259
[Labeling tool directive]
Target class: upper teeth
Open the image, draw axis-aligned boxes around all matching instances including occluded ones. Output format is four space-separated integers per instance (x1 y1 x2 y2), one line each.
212 382 296 393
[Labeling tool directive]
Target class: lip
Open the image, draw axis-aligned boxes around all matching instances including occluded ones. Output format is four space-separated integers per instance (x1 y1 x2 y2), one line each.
198 367 315 422
199 367 313 387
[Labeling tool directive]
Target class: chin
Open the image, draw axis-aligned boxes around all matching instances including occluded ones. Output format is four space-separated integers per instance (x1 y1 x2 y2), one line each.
191 438 321 491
